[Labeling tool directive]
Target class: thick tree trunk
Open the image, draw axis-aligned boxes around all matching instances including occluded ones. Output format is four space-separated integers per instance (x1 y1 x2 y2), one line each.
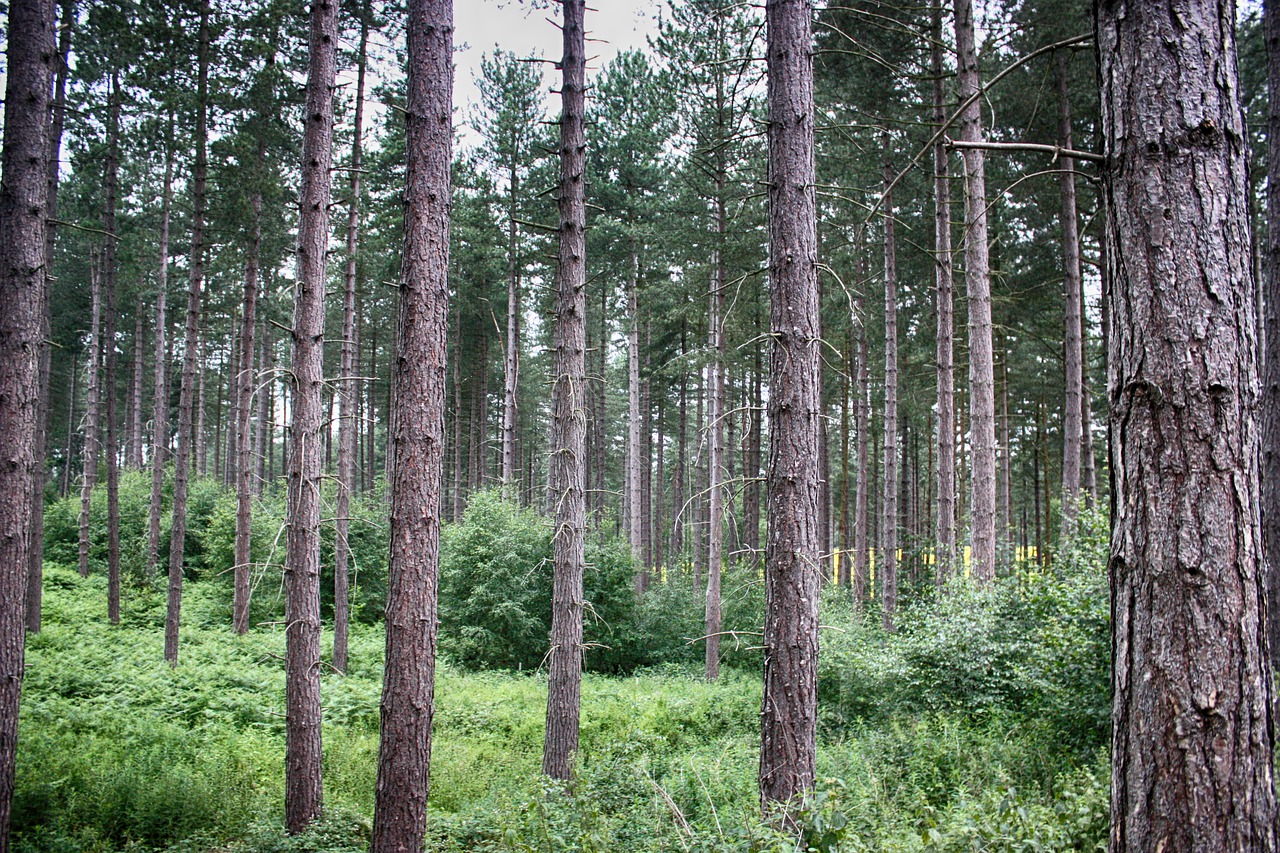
1102 1 1278 848
77 257 102 579
543 0 588 783
284 0 338 833
881 136 898 632
933 0 956 588
166 0 210 665
953 0 997 583
28 0 74 634
333 3 368 671
370 1 451 846
147 138 173 579
1057 50 1083 535
760 0 820 816
0 0 54 843
103 72 122 625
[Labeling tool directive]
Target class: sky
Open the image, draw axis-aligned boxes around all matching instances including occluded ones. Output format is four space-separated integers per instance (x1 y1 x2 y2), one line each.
451 0 663 146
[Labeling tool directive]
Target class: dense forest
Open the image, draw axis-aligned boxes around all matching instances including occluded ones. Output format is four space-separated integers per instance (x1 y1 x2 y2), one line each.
0 0 1274 850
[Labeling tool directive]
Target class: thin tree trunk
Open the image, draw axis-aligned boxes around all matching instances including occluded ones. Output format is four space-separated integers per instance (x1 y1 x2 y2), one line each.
933 0 956 589
61 360 76 498
1056 50 1083 535
147 134 173 579
233 137 265 635
760 0 821 815
706 246 726 681
166 0 210 665
103 71 122 625
501 161 520 487
853 284 870 607
0 0 55 840
370 0 451 845
283 0 338 832
543 0 587 782
128 303 145 469
77 255 102 579
953 0 997 583
452 303 463 520
672 363 687 565
29 0 73 635
1102 0 1278 845
880 135 898 632
256 325 271 493
333 1 368 671
195 330 207 477
838 324 851 588
628 248 643 572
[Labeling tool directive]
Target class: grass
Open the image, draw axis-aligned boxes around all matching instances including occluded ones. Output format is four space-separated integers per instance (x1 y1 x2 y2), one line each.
12 562 1108 852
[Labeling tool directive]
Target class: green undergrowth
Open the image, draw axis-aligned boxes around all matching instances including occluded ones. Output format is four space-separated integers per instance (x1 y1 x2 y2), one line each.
13 509 1110 852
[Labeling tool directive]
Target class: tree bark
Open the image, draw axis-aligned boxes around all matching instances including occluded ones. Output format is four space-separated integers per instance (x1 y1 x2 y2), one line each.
0 0 54 843
1057 49 1083 536
128 304 145 469
760 0 820 817
932 0 956 588
333 2 368 671
147 133 173 579
370 1 451 847
881 134 898 632
853 280 870 607
628 248 643 571
1101 1 1278 846
706 246 726 680
233 137 265 635
543 0 588 783
77 255 102 579
166 0 210 665
284 0 339 833
953 0 997 583
103 71 122 625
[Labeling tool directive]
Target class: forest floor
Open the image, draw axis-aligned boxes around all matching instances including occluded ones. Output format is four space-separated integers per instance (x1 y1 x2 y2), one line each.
11 561 1109 852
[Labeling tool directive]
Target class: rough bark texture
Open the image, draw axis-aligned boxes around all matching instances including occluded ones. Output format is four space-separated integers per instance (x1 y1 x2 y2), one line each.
932 0 956 588
0 0 54 844
881 138 898 631
1057 50 1083 534
760 0 821 816
628 255 643 570
1100 0 1279 848
370 1 451 847
543 0 588 783
284 0 338 833
953 0 997 583
166 1 210 664
147 141 172 579
1263 0 1280 679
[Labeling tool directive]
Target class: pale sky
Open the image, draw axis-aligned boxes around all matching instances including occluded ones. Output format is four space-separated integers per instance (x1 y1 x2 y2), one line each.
452 0 663 146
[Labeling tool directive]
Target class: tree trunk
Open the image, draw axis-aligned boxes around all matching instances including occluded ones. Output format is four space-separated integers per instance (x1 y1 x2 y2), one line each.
147 134 173 579
1056 49 1083 536
128 304 145 469
77 255 102 579
28 0 73 634
233 137 265 635
1102 1 1278 847
853 283 870 607
0 0 54 842
501 163 520 487
333 1 368 671
672 363 687 565
103 71 122 625
953 0 997 583
370 1 451 846
166 0 210 665
932 0 956 588
284 0 338 832
256 324 271 493
760 0 820 816
706 245 726 681
880 134 898 632
451 303 463 521
628 248 643 573
543 0 587 782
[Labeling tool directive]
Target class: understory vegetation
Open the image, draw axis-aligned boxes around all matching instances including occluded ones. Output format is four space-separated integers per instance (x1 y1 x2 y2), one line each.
15 478 1109 852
